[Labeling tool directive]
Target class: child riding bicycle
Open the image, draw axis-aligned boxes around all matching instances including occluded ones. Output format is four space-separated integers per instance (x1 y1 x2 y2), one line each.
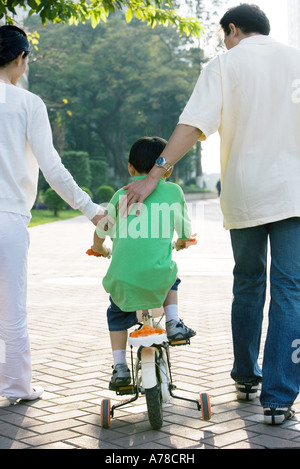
89 136 196 390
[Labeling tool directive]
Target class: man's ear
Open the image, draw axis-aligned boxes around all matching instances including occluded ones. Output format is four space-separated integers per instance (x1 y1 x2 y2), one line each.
229 23 238 36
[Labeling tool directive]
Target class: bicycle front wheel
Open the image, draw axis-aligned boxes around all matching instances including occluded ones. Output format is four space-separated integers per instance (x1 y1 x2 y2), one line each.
145 385 163 430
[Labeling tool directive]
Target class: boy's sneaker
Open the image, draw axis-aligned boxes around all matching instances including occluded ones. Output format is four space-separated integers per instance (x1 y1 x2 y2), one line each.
264 407 295 425
166 319 196 340
235 382 260 400
109 364 131 390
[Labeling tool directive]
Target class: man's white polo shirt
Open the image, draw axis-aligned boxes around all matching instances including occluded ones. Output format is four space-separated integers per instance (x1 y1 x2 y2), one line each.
179 35 300 229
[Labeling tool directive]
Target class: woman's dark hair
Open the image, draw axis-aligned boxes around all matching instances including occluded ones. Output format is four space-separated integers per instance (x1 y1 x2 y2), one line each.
129 137 167 174
0 25 30 67
220 3 270 36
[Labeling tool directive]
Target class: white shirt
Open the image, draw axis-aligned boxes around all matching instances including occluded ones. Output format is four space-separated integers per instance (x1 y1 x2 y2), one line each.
179 36 300 229
0 83 99 219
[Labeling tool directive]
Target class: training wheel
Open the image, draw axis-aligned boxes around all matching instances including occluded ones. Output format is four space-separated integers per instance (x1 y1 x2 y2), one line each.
100 398 111 428
199 393 211 421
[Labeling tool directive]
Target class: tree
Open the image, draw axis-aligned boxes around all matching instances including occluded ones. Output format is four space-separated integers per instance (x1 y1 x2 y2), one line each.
44 188 66 215
0 0 202 37
62 151 91 188
27 16 202 184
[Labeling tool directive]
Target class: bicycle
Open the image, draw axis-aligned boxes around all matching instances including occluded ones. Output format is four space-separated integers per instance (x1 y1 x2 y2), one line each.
86 237 211 430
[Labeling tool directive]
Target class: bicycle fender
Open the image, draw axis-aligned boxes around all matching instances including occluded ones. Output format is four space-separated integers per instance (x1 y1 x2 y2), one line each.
141 347 157 389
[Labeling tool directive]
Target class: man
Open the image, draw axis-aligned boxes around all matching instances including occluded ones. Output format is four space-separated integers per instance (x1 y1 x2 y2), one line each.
121 4 300 425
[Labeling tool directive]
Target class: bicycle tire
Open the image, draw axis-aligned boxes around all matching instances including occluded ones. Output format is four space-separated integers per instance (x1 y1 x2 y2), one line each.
101 398 111 428
200 392 211 421
145 385 163 430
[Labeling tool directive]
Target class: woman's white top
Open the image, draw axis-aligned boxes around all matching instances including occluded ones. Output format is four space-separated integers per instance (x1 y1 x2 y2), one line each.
0 82 99 219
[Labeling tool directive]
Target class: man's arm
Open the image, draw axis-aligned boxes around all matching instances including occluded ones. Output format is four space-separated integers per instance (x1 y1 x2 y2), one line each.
119 124 202 216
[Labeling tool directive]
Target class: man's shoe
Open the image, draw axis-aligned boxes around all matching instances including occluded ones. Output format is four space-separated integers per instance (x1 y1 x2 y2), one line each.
109 364 131 390
264 407 295 425
166 319 196 340
235 382 260 400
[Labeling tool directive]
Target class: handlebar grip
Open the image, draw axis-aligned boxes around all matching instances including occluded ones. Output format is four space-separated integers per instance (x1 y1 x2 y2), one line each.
86 248 112 259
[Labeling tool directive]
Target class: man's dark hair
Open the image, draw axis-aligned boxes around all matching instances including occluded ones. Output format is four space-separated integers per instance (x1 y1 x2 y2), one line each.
220 3 270 36
129 136 167 174
0 25 30 68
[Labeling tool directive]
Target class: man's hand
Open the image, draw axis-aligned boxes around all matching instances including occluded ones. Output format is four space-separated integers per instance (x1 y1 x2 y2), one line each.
118 125 202 217
119 172 160 217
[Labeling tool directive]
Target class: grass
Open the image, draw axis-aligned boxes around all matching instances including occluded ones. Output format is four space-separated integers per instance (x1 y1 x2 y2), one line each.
29 209 81 227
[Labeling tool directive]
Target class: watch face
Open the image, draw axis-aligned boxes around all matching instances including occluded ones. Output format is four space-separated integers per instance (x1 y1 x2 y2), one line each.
156 157 165 166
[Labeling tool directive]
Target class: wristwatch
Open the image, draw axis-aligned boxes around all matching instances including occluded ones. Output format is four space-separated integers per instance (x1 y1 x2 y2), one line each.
155 157 172 172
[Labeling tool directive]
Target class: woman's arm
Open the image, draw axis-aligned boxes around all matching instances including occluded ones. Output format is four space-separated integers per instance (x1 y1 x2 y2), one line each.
27 97 103 223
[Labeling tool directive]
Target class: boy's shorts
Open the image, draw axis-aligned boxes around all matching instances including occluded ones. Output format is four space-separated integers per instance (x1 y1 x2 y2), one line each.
107 277 181 332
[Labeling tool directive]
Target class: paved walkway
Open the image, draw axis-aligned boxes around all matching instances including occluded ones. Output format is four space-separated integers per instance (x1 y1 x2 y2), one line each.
0 197 299 450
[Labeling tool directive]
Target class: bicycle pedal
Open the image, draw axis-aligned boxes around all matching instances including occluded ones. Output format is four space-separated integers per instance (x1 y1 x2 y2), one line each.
115 385 135 395
169 338 190 346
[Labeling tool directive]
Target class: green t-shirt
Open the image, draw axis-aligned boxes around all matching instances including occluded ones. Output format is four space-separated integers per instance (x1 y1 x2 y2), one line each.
96 176 192 312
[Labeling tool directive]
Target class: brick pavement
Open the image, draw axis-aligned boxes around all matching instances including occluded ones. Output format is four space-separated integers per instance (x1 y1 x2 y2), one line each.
0 196 299 450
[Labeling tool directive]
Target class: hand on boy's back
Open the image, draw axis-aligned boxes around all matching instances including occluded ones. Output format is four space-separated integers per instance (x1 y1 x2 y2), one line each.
119 175 159 217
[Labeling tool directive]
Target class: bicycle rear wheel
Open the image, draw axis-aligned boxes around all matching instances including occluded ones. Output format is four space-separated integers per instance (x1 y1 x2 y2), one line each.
145 385 163 430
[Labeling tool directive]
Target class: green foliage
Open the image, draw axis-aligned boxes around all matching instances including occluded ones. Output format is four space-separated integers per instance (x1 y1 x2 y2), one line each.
0 0 203 37
62 151 91 188
90 160 109 199
97 185 115 203
27 16 202 184
44 188 66 215
80 186 93 198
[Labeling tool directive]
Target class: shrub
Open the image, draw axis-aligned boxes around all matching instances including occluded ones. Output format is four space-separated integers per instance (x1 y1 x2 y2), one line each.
97 185 115 203
80 187 93 199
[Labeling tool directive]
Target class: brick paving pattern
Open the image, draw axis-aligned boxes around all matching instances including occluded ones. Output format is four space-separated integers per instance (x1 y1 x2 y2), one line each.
0 196 299 449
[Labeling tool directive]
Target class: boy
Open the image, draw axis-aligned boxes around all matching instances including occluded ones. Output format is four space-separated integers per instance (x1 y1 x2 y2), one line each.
90 137 196 389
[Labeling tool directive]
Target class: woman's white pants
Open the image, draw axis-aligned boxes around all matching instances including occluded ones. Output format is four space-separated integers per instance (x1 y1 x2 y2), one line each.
0 212 32 399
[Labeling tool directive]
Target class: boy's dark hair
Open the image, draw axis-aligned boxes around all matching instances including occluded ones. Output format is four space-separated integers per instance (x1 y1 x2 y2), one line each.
220 4 270 36
0 25 30 68
129 136 167 174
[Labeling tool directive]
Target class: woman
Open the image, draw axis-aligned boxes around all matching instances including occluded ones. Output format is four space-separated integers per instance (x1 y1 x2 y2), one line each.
0 25 104 403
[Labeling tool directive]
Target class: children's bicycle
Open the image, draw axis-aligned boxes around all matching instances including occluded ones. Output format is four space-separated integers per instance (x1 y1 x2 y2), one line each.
99 308 211 430
86 235 211 430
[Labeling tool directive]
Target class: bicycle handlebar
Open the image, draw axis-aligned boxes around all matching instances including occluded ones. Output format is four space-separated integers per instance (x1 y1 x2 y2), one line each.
86 234 197 259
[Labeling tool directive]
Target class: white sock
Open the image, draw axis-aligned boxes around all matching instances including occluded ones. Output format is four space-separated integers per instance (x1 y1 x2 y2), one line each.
113 349 127 366
164 304 179 323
